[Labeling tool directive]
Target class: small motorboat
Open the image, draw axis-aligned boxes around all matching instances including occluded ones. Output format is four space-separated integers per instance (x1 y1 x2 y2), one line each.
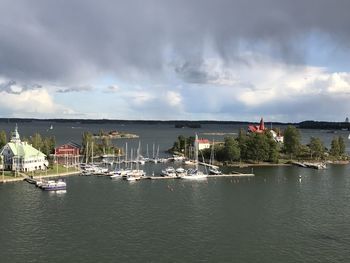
40 180 67 191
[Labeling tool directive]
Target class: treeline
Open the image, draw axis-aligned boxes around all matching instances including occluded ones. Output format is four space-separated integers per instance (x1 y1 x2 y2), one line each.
172 126 348 164
82 131 121 156
0 130 55 156
299 121 350 130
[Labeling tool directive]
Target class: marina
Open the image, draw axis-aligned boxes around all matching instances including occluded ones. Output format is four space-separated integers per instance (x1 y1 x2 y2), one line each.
0 121 350 263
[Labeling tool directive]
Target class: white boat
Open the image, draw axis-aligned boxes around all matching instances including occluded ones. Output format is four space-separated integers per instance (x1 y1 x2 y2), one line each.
110 169 131 179
175 167 187 177
183 159 196 166
128 169 146 177
209 167 222 175
126 175 138 181
182 169 207 180
124 170 144 181
173 155 185 162
181 134 207 180
161 167 177 177
348 133 350 140
40 180 67 191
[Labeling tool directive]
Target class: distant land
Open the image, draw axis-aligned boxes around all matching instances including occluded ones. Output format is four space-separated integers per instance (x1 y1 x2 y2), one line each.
0 118 294 126
0 118 349 130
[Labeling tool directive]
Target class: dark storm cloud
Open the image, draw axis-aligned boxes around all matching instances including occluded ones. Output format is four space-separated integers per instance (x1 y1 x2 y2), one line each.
56 86 93 93
0 80 42 94
0 0 350 83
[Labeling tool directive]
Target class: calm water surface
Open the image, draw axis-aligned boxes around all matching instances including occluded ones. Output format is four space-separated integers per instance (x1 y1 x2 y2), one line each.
0 122 350 262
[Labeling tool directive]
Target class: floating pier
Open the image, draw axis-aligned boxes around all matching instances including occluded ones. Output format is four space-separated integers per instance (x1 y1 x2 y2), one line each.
139 173 254 180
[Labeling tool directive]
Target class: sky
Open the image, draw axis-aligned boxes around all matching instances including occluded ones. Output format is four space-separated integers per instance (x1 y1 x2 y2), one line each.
1 0 350 122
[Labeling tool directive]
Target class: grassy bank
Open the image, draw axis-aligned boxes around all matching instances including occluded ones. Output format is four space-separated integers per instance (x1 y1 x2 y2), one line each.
0 164 81 183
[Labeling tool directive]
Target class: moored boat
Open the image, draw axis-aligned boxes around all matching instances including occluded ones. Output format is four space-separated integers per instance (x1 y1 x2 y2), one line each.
40 180 67 191
161 167 177 177
175 167 187 178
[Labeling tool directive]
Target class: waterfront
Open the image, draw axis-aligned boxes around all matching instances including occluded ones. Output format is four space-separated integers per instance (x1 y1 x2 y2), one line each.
1 122 350 262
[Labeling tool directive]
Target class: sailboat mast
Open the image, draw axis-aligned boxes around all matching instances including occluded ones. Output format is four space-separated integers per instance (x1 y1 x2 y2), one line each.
210 139 215 165
91 141 94 165
137 141 141 171
86 142 89 164
130 148 133 170
195 134 199 170
125 142 128 163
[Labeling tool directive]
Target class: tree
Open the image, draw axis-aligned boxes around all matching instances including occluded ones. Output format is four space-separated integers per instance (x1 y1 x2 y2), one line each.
338 136 345 156
266 132 279 163
309 137 324 159
82 132 94 156
0 130 7 149
330 137 340 157
246 133 270 162
283 126 301 158
102 136 111 151
237 128 248 160
30 133 43 150
223 136 240 162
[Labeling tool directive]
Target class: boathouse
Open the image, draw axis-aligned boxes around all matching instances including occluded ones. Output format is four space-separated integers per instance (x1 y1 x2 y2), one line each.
54 142 81 165
0 125 48 172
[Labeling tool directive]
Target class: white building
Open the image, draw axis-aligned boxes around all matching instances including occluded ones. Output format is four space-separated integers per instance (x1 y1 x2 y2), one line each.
0 125 49 172
197 139 211 151
270 130 284 143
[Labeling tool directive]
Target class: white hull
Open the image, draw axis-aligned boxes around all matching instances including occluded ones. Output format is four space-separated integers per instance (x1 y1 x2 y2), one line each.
182 173 207 180
126 176 139 181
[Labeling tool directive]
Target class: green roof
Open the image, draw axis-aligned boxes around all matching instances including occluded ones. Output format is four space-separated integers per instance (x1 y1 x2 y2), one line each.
8 142 46 158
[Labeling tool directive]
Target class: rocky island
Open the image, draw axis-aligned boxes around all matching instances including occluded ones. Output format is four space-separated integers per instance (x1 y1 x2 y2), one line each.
93 130 139 139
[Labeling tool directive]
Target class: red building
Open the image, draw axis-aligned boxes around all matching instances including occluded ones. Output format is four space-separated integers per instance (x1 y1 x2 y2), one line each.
54 142 81 165
248 117 266 134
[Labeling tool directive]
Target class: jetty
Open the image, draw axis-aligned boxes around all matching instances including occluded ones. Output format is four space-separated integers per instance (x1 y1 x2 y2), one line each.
138 172 254 180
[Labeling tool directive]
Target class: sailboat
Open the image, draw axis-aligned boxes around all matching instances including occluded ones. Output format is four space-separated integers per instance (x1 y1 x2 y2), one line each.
209 140 222 175
182 134 207 180
126 142 146 180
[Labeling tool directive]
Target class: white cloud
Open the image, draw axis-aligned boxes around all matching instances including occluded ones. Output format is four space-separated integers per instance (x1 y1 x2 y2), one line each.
166 91 182 107
171 54 350 121
0 86 76 117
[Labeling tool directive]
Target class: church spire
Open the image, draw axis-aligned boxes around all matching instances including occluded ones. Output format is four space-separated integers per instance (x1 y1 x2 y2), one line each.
10 124 21 143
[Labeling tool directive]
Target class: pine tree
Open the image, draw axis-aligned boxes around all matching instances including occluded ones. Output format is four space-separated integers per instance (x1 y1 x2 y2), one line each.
283 126 301 159
338 136 345 156
330 137 340 157
0 130 7 149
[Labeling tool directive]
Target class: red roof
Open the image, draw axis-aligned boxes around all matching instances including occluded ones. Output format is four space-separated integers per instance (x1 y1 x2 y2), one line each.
197 139 209 144
248 117 266 133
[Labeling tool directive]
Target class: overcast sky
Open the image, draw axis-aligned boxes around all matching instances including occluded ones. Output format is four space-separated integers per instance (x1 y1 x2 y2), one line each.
1 0 350 122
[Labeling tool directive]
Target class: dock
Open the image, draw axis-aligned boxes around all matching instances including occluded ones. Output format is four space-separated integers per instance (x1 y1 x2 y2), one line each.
139 173 254 180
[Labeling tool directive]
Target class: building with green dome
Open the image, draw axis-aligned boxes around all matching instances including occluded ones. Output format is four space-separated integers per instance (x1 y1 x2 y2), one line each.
0 125 48 172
